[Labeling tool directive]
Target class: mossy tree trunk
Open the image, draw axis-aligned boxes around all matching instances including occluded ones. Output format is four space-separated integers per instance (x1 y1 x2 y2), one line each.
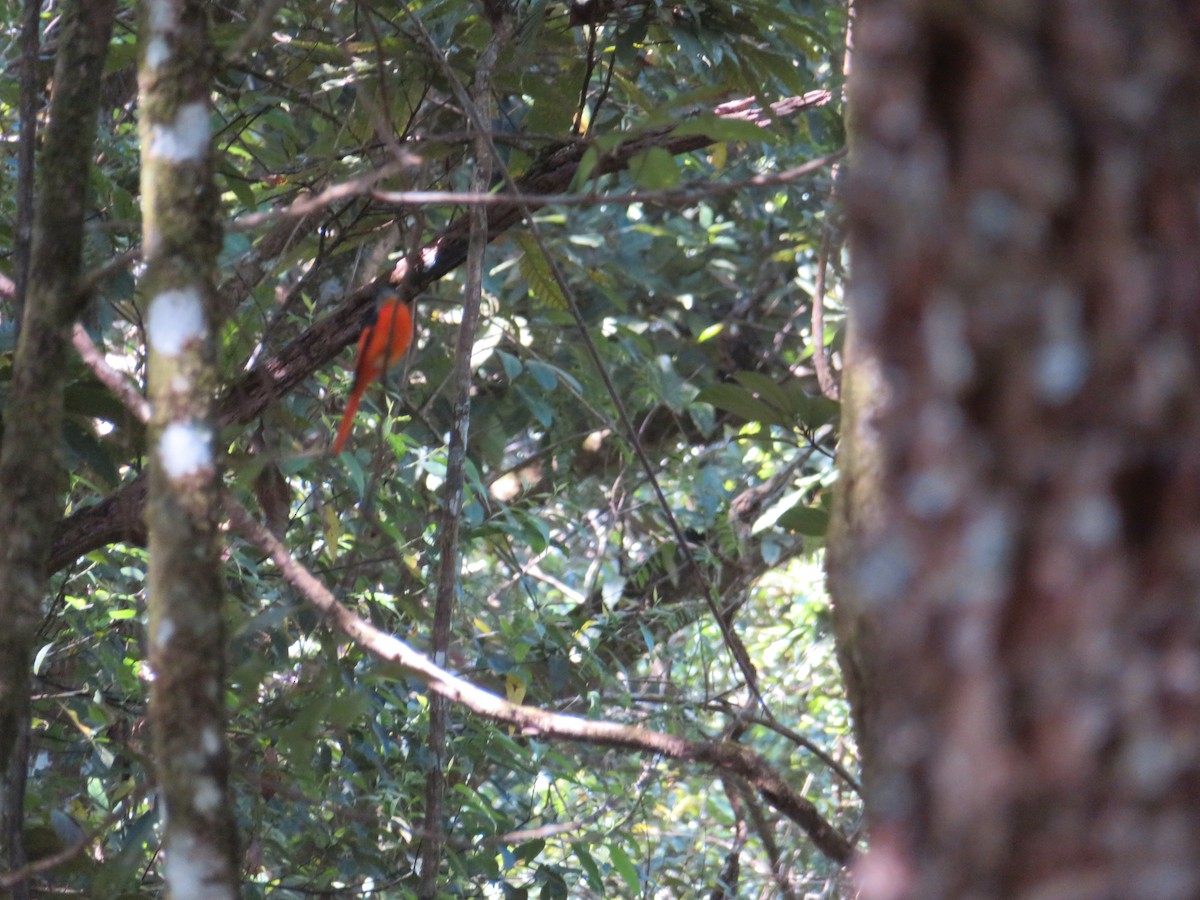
0 1 116 889
139 1 240 895
829 2 1200 895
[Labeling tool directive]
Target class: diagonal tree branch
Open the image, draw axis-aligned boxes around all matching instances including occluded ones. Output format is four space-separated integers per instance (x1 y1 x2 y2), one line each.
50 91 835 574
224 498 856 866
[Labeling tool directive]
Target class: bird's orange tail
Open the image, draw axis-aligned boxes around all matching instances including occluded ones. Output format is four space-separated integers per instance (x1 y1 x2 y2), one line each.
332 292 413 454
332 383 367 454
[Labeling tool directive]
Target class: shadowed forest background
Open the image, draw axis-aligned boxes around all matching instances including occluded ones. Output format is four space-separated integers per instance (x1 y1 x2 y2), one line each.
3 0 1200 898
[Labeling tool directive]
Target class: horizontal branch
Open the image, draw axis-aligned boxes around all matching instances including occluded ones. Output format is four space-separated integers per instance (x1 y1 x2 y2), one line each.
224 497 856 866
52 91 836 572
369 147 846 210
232 146 845 225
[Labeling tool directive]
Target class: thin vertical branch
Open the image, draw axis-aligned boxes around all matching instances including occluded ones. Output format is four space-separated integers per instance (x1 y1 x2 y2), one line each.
810 0 852 405
810 228 840 402
13 0 42 332
418 15 508 897
573 24 598 135
709 778 749 900
737 777 800 900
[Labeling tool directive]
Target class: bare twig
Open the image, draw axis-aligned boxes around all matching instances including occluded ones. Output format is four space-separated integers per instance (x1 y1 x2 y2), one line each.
224 0 287 63
475 821 580 847
13 0 42 331
810 227 840 401
710 778 748 900
230 162 413 231
736 776 801 900
72 325 150 423
226 130 844 234
573 23 598 135
78 247 142 299
370 148 847 211
738 709 861 795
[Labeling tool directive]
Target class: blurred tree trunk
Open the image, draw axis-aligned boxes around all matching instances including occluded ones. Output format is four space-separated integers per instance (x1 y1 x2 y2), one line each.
829 2 1200 896
0 1 115 891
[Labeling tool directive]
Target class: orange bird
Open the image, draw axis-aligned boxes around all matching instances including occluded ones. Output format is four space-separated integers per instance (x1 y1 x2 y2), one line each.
332 288 414 454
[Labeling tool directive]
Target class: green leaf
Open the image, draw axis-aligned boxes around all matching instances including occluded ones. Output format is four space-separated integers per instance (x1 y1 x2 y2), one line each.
671 114 769 144
514 838 545 864
777 504 830 537
695 383 788 427
732 371 792 415
571 146 600 190
515 234 568 309
526 360 559 392
608 843 641 893
515 386 555 429
629 147 681 190
538 866 568 899
103 37 138 74
498 350 525 380
573 842 604 891
33 643 54 676
787 387 841 429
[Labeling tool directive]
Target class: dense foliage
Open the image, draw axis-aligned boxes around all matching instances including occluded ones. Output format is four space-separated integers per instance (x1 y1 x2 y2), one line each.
1 0 856 895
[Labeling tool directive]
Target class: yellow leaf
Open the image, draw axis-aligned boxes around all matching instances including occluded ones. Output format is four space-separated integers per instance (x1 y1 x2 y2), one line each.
322 505 340 561
515 234 567 309
505 673 527 736
505 673 527 706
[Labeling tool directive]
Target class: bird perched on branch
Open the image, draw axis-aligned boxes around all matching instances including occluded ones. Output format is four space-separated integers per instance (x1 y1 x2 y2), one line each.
332 286 413 454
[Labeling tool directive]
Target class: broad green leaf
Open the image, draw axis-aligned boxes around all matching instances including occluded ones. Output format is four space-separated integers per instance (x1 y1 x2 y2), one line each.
571 146 600 190
515 234 568 309
777 504 830 536
526 360 559 392
732 370 792 415
629 147 680 190
573 842 604 891
607 843 641 894
695 383 789 427
671 113 770 144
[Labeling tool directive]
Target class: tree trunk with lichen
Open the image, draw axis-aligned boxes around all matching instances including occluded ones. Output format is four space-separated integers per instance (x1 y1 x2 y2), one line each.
827 2 1200 896
140 1 240 895
0 2 116 889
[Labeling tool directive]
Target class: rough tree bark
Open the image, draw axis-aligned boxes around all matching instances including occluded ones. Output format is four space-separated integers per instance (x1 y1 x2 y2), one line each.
829 1 1200 897
0 2 116 891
